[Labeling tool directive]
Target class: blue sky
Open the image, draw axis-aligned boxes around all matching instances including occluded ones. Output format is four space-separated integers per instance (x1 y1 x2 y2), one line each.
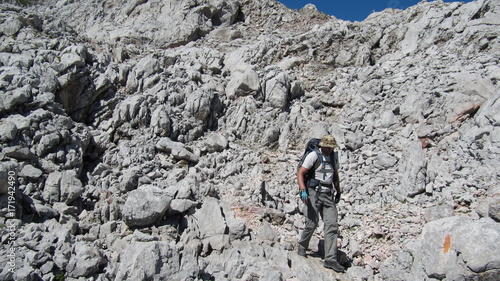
277 0 475 21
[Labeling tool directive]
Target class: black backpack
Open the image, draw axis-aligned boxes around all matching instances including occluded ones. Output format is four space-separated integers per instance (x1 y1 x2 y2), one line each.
297 138 337 184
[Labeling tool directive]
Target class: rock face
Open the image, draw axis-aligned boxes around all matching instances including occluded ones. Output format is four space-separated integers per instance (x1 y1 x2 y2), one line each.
380 216 500 280
0 0 499 280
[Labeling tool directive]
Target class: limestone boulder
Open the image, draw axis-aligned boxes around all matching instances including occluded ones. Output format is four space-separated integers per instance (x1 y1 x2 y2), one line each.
156 137 199 163
226 69 260 99
42 170 83 204
122 185 173 227
66 242 105 278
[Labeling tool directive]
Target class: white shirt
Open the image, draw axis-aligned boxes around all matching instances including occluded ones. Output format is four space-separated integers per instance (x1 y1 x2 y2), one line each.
301 151 336 188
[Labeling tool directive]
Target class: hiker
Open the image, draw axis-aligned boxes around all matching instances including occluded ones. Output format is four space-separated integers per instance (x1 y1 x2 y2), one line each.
296 134 345 273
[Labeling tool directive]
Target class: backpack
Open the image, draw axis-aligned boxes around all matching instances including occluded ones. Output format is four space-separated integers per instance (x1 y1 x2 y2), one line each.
297 138 338 185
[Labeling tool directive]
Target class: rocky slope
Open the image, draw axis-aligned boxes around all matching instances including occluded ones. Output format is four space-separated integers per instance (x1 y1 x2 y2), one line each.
0 0 499 280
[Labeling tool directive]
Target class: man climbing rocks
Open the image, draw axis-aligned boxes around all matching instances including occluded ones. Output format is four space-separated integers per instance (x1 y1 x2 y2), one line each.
297 134 345 273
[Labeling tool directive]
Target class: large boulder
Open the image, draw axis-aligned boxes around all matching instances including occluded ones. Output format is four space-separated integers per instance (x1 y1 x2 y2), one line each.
112 95 146 127
0 85 31 114
264 72 290 110
380 216 500 280
66 242 106 278
203 133 228 153
150 105 171 137
191 197 227 239
42 170 83 204
421 217 500 279
185 88 215 121
226 69 260 99
122 185 173 227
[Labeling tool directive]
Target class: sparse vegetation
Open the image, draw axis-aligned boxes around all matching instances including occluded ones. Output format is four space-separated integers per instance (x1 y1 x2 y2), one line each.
54 272 65 281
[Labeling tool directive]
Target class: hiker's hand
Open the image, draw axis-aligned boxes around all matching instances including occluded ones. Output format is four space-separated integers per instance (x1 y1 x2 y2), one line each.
300 190 308 202
335 192 341 204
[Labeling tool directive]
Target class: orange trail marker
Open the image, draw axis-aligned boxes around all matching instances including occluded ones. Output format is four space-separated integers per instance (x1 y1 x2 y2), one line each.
443 234 451 254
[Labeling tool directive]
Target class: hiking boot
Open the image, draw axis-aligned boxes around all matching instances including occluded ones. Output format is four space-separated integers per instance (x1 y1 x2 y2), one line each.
297 245 306 257
324 260 346 273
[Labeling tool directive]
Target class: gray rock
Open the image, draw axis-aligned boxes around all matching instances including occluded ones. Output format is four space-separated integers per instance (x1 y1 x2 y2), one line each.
489 195 500 222
290 80 304 99
98 221 117 239
150 105 171 137
423 204 454 223
220 201 248 241
262 126 281 145
12 265 38 281
122 185 172 227
453 218 500 273
0 0 499 280
42 171 61 204
348 238 362 257
59 52 86 71
398 141 426 199
477 88 500 126
379 247 420 280
261 270 283 281
256 221 279 243
2 146 35 161
32 203 58 219
40 261 55 275
0 14 23 36
36 133 60 157
192 197 227 239
53 242 72 271
0 85 31 113
226 69 260 99
373 153 398 169
46 0 240 49
134 55 160 79
173 179 194 199
19 165 43 180
52 202 78 217
0 121 17 142
113 241 191 281
380 110 397 128
66 242 105 278
60 170 84 204
119 168 140 192
112 95 146 126
156 137 199 163
264 72 290 110
417 217 500 279
168 199 197 214
185 88 214 121
344 131 363 150
204 133 228 153
347 266 374 281
207 233 230 252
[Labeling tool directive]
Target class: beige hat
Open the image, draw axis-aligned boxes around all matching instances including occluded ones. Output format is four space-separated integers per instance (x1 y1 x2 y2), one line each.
319 135 337 148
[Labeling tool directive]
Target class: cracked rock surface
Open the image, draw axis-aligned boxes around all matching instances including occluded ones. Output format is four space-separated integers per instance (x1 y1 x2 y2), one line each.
0 0 499 280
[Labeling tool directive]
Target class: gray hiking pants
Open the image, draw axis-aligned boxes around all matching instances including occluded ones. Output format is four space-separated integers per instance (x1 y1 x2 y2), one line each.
298 187 339 263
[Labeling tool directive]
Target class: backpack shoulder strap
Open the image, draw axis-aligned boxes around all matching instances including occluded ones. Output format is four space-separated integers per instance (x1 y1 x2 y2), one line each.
331 151 339 170
311 149 323 172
